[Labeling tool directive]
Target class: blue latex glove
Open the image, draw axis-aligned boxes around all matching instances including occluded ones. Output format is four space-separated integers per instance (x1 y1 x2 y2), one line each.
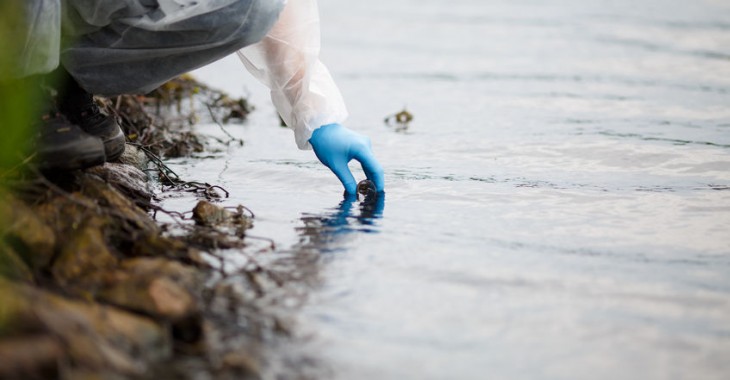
309 123 384 195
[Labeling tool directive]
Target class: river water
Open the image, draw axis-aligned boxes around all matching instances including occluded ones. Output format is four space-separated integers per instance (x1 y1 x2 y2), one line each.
162 0 730 379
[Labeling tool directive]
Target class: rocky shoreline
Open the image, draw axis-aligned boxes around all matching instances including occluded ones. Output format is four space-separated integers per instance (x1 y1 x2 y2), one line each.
0 77 305 380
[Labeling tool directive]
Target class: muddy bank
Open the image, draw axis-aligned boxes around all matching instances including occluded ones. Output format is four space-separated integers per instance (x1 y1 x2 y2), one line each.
0 77 307 380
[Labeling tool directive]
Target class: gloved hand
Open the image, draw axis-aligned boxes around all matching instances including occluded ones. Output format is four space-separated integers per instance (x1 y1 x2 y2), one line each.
309 123 384 195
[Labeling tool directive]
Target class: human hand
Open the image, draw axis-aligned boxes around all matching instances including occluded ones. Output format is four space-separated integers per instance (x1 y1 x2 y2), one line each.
309 123 384 195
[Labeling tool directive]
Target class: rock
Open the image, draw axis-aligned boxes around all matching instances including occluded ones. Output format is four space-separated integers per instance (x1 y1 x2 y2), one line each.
41 291 170 375
58 369 127 380
51 217 119 286
0 193 57 271
0 335 63 379
0 279 171 377
87 161 154 207
186 228 247 250
221 350 261 377
357 179 376 197
189 201 253 249
0 242 34 282
90 258 202 322
193 200 234 227
78 175 159 235
30 173 159 265
31 173 162 267
0 78 293 379
0 284 45 337
117 144 148 171
131 233 207 266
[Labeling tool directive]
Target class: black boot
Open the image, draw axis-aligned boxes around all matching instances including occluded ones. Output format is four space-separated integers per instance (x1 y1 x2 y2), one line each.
57 71 126 162
36 111 107 171
6 75 108 172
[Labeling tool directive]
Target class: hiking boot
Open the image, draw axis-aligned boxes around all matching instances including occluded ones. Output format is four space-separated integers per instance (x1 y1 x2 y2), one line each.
57 76 126 162
36 112 106 171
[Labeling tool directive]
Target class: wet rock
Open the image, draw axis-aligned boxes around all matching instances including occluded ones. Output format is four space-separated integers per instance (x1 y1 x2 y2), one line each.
87 161 154 206
118 144 149 171
78 175 159 235
189 201 253 250
357 179 377 197
193 200 235 227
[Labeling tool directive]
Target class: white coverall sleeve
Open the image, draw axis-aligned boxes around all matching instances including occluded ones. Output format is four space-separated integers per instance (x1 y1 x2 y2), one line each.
236 0 348 150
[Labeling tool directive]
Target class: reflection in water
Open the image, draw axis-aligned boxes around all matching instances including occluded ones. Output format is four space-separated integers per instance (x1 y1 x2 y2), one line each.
157 195 385 380
220 194 386 379
294 194 385 254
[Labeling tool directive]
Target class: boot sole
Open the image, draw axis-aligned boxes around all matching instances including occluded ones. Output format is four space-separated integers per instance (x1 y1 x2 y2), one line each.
38 138 106 171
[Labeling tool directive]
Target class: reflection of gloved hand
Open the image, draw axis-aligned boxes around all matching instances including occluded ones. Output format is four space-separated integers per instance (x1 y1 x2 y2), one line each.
309 123 384 195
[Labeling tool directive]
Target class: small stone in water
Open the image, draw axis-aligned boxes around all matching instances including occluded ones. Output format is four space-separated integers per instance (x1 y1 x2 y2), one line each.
357 180 376 196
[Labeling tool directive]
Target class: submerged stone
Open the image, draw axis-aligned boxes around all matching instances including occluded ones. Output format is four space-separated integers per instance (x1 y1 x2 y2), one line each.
357 179 377 197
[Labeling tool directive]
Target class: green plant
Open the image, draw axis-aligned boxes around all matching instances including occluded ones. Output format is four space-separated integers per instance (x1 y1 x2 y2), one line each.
0 1 36 179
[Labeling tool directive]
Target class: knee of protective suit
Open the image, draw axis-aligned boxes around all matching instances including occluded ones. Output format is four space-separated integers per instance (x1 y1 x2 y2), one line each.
60 0 287 96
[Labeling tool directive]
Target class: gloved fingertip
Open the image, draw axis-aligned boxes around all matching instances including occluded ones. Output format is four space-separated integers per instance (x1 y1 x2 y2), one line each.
355 151 385 192
343 192 358 202
372 174 385 192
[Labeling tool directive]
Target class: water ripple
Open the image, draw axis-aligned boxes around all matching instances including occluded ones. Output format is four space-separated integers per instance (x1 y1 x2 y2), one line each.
342 71 730 94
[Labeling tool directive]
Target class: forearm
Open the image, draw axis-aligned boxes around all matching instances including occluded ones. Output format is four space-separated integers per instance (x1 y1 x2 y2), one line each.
236 0 347 149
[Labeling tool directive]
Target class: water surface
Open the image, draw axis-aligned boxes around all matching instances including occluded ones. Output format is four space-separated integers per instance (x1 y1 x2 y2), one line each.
164 0 730 378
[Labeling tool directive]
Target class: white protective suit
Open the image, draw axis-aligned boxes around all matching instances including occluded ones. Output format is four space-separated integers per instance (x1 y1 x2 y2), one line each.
238 0 348 149
12 0 347 150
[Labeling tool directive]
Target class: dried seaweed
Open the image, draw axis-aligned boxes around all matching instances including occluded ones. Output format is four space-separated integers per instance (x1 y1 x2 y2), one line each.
102 74 251 158
384 107 414 132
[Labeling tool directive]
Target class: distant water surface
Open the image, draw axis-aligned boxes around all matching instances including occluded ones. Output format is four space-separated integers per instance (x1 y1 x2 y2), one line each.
162 0 730 378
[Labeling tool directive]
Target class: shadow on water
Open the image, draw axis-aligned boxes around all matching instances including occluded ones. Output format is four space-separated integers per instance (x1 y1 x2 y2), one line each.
294 193 386 254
